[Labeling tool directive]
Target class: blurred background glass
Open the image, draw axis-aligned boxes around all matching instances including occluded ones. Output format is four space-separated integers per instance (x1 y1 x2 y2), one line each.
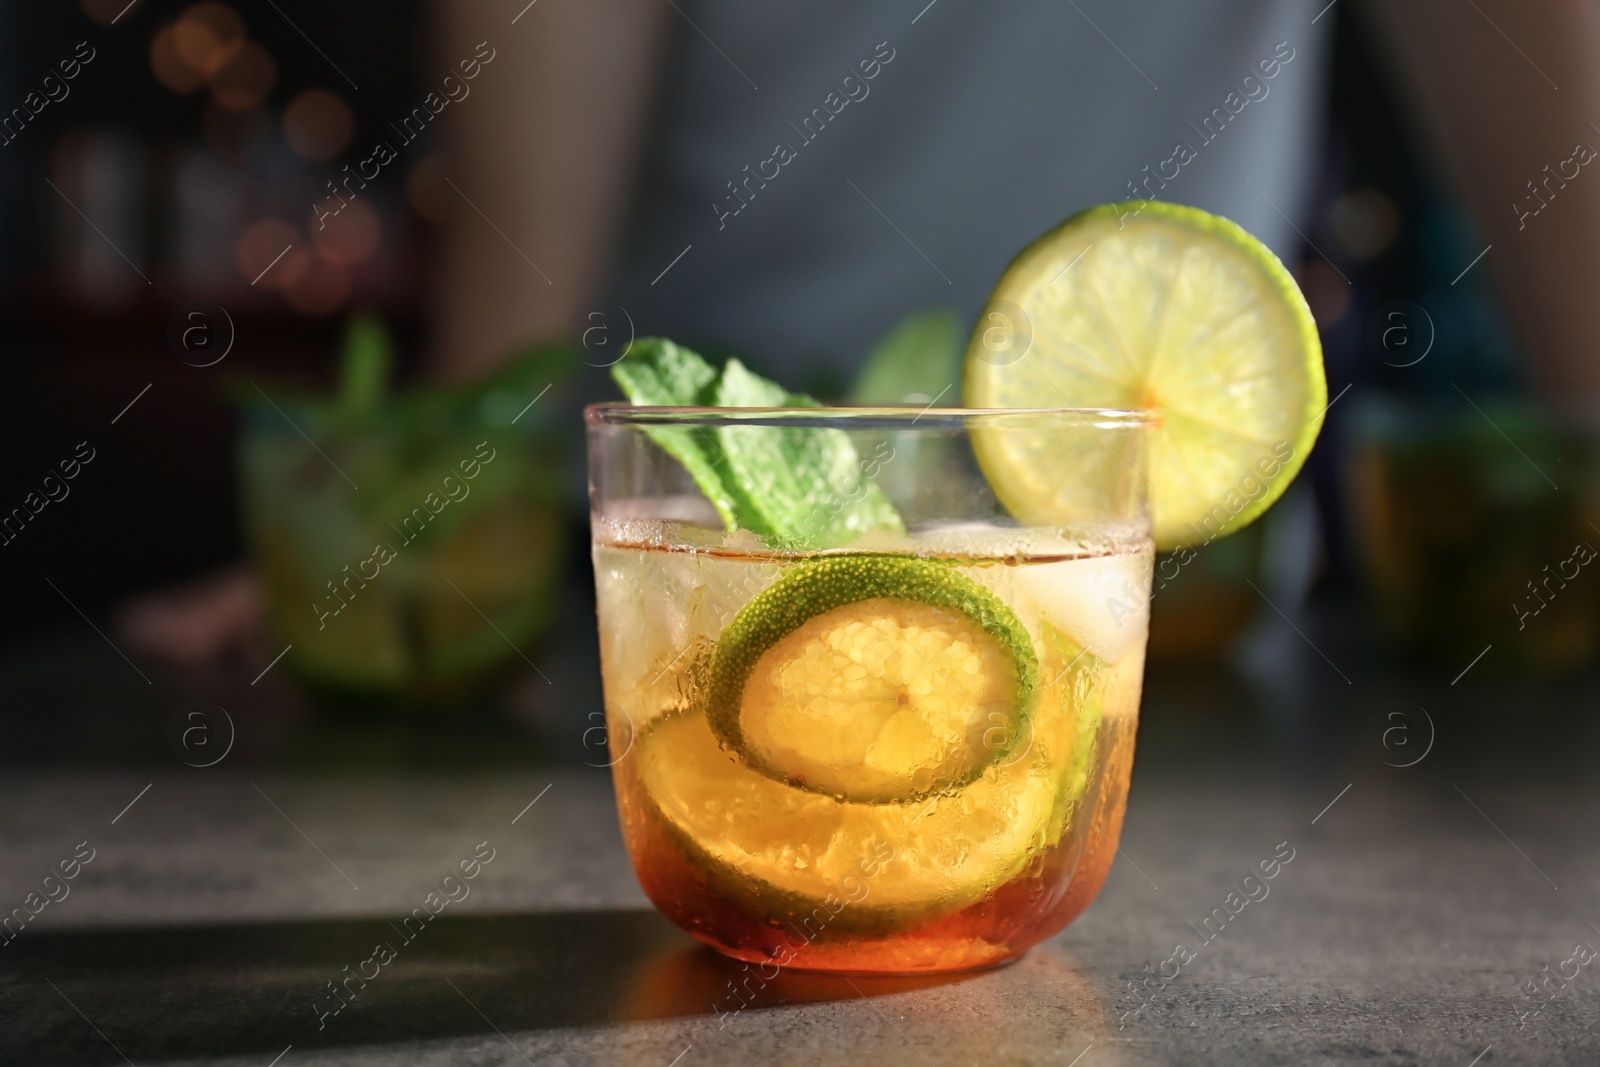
1347 397 1600 671
239 319 571 710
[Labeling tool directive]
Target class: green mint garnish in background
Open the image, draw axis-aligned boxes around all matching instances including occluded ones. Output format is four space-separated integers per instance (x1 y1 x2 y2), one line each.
336 312 393 418
612 339 903 548
848 307 962 405
240 313 576 548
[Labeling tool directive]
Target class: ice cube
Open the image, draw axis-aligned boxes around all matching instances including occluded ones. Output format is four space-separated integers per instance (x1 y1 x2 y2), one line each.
1010 550 1153 663
594 544 692 691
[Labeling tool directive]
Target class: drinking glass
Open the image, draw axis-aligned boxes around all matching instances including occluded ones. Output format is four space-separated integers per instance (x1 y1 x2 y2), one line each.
239 394 566 708
588 405 1152 974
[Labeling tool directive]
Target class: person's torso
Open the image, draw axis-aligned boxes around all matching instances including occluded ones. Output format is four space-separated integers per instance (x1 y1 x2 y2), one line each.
607 0 1331 383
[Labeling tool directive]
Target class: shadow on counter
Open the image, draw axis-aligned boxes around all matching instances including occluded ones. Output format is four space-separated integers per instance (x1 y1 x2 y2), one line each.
2 909 1005 1064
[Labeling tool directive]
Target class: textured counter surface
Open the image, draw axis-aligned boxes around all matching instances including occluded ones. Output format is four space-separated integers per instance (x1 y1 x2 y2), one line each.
1 639 1596 1065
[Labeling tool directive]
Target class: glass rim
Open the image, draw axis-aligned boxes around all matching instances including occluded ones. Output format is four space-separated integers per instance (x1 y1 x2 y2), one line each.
585 403 1156 429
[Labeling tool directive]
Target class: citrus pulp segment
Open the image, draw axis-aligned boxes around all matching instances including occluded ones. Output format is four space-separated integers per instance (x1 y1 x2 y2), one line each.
707 555 1038 803
636 708 1059 930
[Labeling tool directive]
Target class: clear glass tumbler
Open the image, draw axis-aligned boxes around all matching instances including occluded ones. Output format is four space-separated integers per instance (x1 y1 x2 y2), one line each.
588 405 1153 974
238 395 567 708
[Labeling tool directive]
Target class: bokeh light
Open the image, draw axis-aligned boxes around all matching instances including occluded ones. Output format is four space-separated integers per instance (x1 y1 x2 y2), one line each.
310 199 381 266
236 218 304 290
283 89 355 163
406 154 454 224
81 0 139 27
206 39 277 111
1330 188 1400 263
150 26 207 94
174 3 244 74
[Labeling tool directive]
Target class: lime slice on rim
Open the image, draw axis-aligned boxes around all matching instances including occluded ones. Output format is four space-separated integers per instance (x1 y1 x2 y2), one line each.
706 555 1039 804
963 201 1325 549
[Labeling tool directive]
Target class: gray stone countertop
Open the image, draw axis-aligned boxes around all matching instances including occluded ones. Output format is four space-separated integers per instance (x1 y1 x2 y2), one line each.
1 642 1597 1065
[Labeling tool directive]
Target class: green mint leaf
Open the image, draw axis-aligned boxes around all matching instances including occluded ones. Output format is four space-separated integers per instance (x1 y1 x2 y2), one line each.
612 341 903 547
611 337 719 407
610 338 746 530
712 359 902 547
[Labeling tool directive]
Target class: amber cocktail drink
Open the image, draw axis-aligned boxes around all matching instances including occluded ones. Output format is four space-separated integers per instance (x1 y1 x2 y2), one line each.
589 405 1152 974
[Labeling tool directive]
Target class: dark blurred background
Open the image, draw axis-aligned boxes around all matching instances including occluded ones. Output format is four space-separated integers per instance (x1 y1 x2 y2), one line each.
0 0 1592 768
0 0 436 633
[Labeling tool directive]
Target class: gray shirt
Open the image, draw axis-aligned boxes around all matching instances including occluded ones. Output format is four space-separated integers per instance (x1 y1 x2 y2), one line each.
607 0 1330 382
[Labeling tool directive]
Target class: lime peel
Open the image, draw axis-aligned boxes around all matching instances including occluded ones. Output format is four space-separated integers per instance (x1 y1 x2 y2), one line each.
707 554 1039 804
963 200 1325 550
